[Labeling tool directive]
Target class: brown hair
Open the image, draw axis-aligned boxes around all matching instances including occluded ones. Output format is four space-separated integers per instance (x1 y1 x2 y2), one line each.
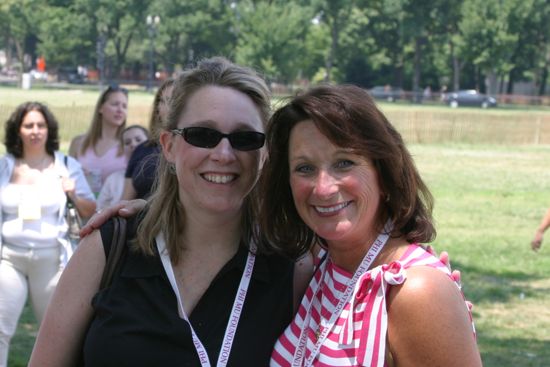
4 101 59 158
135 57 271 263
260 84 435 258
80 84 128 156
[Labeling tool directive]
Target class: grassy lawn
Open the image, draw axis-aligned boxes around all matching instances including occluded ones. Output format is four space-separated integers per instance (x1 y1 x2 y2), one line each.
2 87 550 366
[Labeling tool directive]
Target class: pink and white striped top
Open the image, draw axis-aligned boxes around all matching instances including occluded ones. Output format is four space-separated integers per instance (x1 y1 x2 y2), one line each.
270 244 475 367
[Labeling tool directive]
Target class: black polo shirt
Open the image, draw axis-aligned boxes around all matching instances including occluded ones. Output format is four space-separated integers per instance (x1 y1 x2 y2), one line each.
82 218 294 366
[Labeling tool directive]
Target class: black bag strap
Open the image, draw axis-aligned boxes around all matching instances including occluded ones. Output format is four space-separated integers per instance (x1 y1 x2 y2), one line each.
63 155 76 208
99 216 127 289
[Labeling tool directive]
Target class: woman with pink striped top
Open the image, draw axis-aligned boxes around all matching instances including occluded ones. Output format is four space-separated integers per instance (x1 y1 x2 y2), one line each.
260 84 482 367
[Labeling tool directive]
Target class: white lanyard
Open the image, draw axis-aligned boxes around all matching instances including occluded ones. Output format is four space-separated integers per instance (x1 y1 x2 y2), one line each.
156 233 256 367
292 222 392 367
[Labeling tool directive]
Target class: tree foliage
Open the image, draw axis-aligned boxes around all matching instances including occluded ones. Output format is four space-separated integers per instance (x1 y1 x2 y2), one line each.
1 0 548 95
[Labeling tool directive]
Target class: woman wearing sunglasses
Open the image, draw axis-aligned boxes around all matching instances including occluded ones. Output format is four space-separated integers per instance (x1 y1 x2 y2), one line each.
29 57 312 366
68 85 129 197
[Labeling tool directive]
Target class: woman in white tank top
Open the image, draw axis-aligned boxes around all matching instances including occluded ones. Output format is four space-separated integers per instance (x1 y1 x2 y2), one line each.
0 102 96 366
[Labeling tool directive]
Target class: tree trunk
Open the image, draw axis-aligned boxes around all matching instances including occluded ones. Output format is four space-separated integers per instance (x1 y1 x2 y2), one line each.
506 68 516 94
539 62 548 96
325 19 338 83
450 40 460 91
413 37 422 102
486 69 498 95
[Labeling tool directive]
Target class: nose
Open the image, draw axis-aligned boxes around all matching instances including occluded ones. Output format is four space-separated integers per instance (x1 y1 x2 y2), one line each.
313 170 338 198
210 137 237 163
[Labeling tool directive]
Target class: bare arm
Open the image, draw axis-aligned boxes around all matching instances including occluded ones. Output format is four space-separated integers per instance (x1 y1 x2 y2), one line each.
120 177 137 201
387 266 482 367
532 207 550 251
29 230 105 367
62 176 97 218
68 135 84 158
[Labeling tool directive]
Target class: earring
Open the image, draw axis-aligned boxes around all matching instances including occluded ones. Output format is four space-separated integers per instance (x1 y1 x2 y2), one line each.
385 194 390 203
168 163 176 174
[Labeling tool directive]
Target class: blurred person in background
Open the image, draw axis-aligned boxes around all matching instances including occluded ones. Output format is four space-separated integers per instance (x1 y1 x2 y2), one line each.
531 207 550 251
69 85 128 197
96 125 149 210
0 102 95 366
121 78 174 200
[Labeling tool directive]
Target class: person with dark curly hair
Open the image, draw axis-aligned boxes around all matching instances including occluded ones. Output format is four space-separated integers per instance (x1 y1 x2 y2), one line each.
0 102 96 365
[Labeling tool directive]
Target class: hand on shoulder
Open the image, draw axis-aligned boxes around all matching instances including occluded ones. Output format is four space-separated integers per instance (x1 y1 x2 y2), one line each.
387 266 481 367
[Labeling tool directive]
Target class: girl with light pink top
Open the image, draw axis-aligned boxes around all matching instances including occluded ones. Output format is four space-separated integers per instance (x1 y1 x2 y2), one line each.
69 85 128 195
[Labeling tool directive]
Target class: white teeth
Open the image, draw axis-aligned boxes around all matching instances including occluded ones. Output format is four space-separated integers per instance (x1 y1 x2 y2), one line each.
315 201 350 213
203 174 235 184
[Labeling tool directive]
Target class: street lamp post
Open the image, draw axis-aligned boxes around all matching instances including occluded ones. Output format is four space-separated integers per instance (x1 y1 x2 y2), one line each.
96 26 107 88
146 15 160 91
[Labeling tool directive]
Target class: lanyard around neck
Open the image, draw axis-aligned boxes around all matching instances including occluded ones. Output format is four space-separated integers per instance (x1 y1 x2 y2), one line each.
292 221 393 367
156 233 256 367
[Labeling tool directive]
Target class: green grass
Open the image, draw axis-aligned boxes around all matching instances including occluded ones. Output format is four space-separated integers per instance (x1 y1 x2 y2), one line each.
411 144 550 366
3 87 550 366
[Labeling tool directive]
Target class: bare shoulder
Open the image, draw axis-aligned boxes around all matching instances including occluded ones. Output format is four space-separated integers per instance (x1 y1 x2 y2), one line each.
68 134 85 157
387 266 481 367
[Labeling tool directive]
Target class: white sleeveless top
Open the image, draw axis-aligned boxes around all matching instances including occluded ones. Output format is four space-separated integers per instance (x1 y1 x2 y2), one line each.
0 175 65 248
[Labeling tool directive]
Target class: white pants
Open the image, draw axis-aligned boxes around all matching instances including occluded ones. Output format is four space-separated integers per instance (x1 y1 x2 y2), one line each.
0 243 62 367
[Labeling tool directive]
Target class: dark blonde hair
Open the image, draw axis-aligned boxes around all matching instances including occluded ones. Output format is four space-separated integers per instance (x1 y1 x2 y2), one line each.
136 57 271 262
147 77 175 143
80 85 128 156
260 84 435 258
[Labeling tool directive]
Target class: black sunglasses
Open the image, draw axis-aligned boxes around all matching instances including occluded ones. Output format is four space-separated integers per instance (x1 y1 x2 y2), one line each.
171 127 265 151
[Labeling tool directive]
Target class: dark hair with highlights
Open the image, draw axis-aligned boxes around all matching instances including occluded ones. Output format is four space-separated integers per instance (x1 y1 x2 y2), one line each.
260 84 435 259
4 101 60 158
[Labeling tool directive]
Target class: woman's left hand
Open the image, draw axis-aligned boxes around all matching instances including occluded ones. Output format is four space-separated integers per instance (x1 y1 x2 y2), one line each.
61 177 76 198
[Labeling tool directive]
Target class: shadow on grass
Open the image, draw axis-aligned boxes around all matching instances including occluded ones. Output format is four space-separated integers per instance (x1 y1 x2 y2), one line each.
479 333 550 367
451 260 549 304
453 261 550 367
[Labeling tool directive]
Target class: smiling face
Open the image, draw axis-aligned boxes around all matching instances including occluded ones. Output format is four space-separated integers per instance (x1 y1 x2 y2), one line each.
19 110 48 153
160 85 265 217
288 120 383 250
100 91 128 127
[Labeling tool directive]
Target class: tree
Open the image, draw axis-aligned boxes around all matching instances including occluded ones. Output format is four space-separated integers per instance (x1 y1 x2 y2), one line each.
234 1 312 84
0 0 44 73
311 0 356 82
459 0 517 94
37 5 93 67
146 0 235 75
